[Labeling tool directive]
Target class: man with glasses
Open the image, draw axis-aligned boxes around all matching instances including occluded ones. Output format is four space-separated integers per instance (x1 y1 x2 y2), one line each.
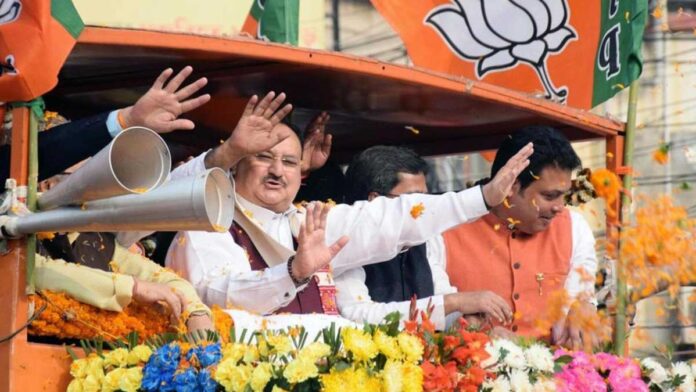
165 95 533 319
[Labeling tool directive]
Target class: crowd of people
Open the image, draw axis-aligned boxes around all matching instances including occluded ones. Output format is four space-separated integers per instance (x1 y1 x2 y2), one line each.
2 66 599 349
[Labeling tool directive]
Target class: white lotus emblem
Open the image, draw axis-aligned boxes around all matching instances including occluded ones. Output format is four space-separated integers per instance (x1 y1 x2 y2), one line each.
426 0 577 103
0 0 21 25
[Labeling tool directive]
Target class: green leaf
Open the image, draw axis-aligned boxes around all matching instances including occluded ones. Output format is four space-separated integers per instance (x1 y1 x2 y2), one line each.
554 355 574 373
65 345 79 361
333 359 351 371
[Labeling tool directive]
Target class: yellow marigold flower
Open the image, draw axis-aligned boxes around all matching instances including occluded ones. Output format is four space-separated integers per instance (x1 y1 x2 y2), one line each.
374 330 402 360
214 360 252 392
223 343 250 363
127 345 153 365
321 368 354 392
402 362 423 392
66 378 85 392
249 362 273 392
84 356 105 381
341 328 378 362
397 333 424 363
298 342 331 362
265 333 293 356
102 368 126 392
283 357 319 384
103 348 129 368
243 345 260 364
69 358 89 379
119 367 143 392
382 360 404 392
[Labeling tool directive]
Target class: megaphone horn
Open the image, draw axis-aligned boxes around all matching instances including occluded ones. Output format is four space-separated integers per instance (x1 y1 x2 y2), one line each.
0 168 234 238
37 126 171 211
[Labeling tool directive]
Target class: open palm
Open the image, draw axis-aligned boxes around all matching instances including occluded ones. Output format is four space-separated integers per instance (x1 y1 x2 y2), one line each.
301 112 333 175
227 92 294 156
121 66 211 133
292 202 349 280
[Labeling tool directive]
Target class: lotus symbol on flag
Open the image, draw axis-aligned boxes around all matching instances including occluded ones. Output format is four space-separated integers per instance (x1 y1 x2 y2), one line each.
426 0 577 103
0 0 21 25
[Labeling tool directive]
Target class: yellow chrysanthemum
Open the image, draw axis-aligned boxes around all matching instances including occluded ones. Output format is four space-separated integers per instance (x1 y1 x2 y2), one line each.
271 386 288 392
374 330 403 360
382 360 404 392
69 358 89 379
119 367 143 392
265 333 293 356
402 362 423 392
127 345 153 365
223 343 251 364
341 328 378 362
84 356 105 382
397 333 424 363
298 342 331 362
66 378 85 392
283 357 319 384
214 360 253 392
101 368 126 392
249 363 273 392
103 348 129 368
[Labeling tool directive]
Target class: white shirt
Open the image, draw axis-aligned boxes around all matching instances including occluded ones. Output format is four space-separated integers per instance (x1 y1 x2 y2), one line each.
334 210 598 329
165 152 489 315
335 235 458 330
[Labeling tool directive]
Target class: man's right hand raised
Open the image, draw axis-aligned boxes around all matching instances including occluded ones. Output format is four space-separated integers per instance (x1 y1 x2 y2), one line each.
205 91 293 171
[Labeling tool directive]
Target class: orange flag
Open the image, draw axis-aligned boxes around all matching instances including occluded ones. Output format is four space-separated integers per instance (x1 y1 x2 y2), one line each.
371 0 647 109
0 0 84 102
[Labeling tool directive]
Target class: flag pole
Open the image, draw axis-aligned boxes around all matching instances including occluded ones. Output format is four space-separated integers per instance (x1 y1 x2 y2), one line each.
614 80 639 355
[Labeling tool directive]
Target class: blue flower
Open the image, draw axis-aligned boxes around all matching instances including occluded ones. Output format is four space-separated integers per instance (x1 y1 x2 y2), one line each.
172 368 198 392
197 368 218 392
186 343 222 368
142 343 181 392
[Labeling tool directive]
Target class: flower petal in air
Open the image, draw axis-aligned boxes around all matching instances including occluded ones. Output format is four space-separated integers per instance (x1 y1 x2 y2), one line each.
511 39 548 64
426 5 494 59
481 0 536 43
512 0 551 38
477 49 518 78
543 27 576 52
543 0 570 31
454 0 511 49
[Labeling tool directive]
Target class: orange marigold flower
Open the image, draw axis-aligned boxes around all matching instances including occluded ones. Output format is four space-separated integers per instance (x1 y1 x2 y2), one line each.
410 203 425 219
589 168 621 216
652 143 670 165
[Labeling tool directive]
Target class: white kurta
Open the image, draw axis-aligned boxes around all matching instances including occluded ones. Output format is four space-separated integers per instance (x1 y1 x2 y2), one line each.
165 153 489 315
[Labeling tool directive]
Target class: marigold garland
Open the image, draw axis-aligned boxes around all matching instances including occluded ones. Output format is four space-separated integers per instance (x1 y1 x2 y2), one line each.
30 291 171 342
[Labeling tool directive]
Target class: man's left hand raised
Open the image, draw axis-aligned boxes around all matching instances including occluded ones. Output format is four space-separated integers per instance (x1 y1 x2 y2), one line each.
290 202 349 282
301 111 332 176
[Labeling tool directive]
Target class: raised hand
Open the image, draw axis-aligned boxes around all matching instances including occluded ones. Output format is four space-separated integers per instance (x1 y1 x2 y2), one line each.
132 279 188 325
120 66 211 133
205 91 294 170
301 111 333 175
482 142 533 207
291 202 349 281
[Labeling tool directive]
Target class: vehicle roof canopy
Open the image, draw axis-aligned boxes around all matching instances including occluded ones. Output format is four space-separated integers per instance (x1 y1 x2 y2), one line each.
46 27 623 162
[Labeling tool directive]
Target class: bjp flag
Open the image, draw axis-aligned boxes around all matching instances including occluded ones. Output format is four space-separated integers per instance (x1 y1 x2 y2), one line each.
371 0 648 109
0 0 84 102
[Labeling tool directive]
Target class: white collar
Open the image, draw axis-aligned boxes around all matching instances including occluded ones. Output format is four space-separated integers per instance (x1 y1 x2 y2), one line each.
236 194 296 228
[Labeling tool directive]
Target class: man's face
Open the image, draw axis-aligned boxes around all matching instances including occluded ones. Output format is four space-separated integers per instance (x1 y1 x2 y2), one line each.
234 124 302 213
506 166 571 234
368 172 428 200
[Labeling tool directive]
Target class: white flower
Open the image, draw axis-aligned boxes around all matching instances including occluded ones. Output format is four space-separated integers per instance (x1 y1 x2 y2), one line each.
425 0 576 102
481 341 502 370
641 357 668 385
498 339 527 370
483 377 512 392
510 369 533 392
672 362 695 392
525 344 554 373
532 377 556 392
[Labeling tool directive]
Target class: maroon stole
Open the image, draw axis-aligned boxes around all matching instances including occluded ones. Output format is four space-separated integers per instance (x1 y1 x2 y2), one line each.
230 222 337 315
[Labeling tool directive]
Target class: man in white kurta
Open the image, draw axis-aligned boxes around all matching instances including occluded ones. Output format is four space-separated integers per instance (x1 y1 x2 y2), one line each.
164 92 534 321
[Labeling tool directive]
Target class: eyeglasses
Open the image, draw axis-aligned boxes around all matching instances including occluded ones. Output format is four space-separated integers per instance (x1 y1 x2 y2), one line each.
253 152 300 168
